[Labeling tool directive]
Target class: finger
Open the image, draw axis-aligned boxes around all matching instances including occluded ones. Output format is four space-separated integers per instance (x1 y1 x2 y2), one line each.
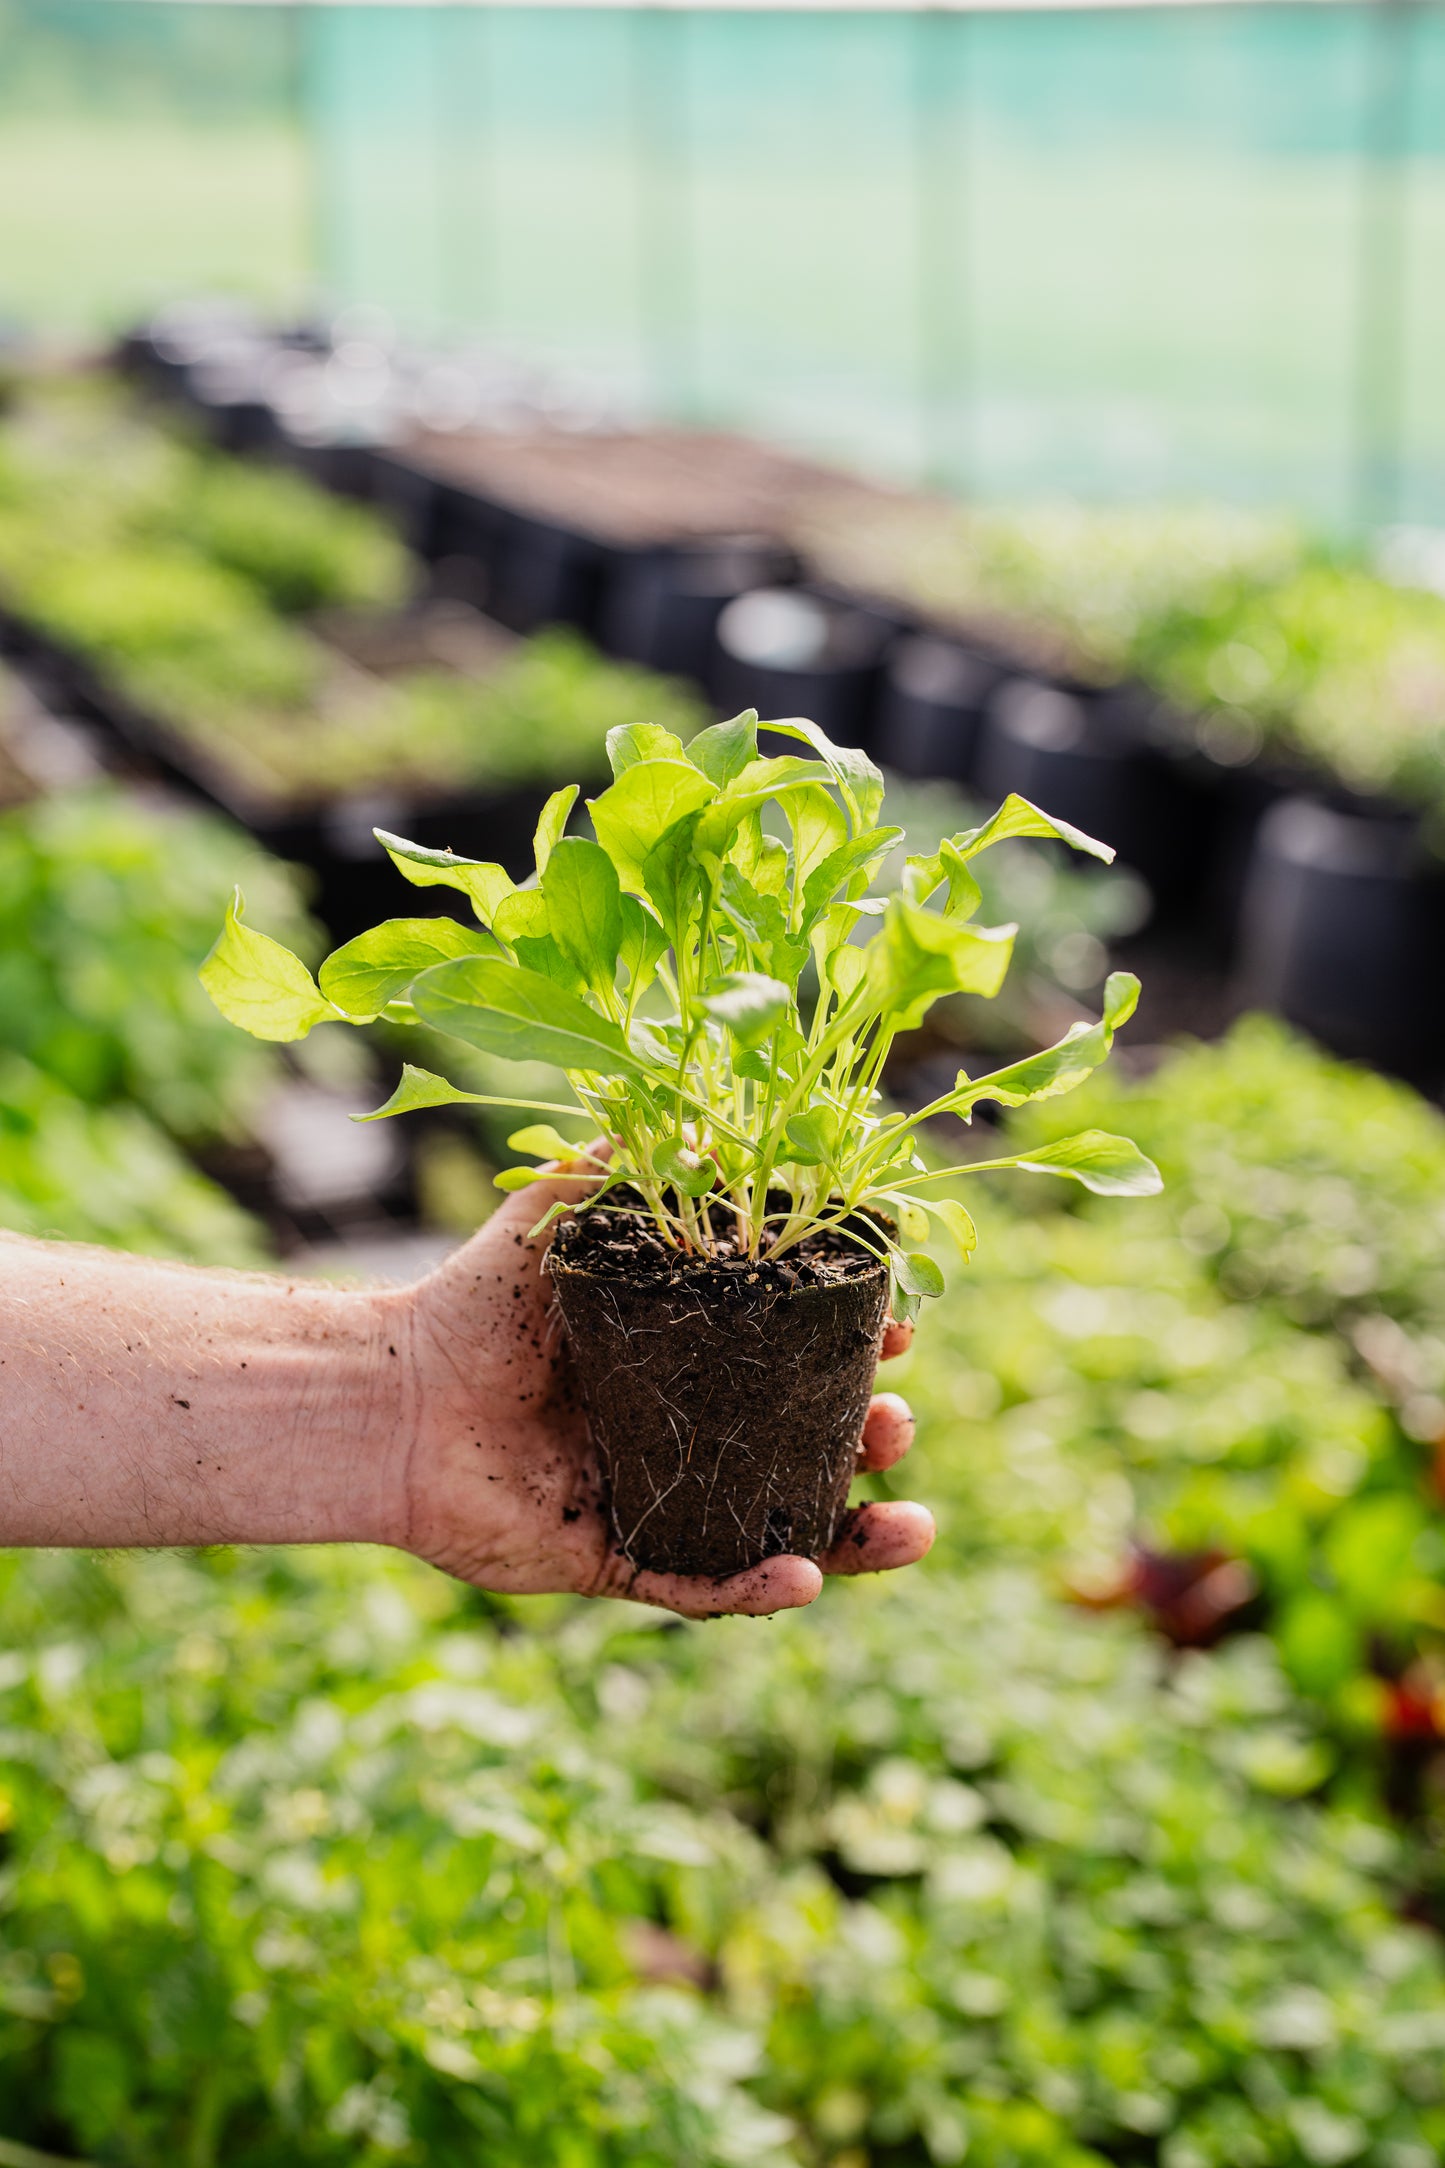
628 1554 824 1619
880 1318 914 1361
858 1391 915 1472
819 1500 936 1577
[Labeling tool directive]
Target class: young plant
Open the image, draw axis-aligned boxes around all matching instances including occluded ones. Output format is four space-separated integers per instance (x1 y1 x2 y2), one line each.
201 713 1160 1317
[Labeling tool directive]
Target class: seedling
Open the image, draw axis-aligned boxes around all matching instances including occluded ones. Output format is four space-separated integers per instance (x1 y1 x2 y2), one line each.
201 712 1160 1321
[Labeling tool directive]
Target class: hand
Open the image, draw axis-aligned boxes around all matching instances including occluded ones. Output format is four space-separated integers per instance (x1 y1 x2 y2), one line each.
387 1160 935 1618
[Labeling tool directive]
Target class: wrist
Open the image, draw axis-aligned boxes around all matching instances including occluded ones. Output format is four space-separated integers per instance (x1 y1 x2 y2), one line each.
282 1281 415 1550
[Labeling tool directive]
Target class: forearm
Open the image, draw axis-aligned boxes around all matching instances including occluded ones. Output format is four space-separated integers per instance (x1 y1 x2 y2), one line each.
0 1237 409 1550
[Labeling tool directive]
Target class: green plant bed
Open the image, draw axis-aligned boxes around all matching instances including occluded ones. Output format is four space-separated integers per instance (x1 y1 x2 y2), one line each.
0 1052 267 1264
0 372 411 619
1133 561 1445 817
981 1018 1445 1742
0 787 314 1143
796 496 1307 689
0 374 707 818
804 493 1445 828
4 1536 1445 2165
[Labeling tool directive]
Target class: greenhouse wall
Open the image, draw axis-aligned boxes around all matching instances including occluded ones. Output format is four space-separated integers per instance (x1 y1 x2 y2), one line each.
5 1 1445 528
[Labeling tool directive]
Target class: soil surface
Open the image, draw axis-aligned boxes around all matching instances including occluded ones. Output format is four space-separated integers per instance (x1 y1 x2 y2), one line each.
401 424 916 553
548 1196 889 1579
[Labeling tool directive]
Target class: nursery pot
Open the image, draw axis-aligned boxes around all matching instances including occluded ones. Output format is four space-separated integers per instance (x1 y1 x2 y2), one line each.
710 588 893 753
977 676 1209 919
547 1201 890 1580
1236 796 1445 1079
873 632 1007 785
598 536 799 681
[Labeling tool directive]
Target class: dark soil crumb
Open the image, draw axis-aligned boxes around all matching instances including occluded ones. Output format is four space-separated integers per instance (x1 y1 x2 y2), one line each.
553 1187 880 1299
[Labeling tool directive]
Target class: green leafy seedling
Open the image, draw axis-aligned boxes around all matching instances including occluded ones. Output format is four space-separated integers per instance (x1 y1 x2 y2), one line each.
201 714 1160 1316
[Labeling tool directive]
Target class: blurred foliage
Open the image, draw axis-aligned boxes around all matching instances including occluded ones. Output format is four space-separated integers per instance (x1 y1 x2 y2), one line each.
0 783 325 1259
0 1052 267 1263
982 1018 1445 1732
1134 561 1445 813
0 787 312 1143
4 1536 1445 2165
0 373 409 617
805 495 1445 817
0 376 706 806
800 497 1307 686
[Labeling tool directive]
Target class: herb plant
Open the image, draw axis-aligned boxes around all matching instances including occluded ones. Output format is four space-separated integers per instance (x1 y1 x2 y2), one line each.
203 714 1158 1313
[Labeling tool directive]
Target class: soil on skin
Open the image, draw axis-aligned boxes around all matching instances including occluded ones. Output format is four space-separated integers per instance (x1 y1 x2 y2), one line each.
547 1196 889 1580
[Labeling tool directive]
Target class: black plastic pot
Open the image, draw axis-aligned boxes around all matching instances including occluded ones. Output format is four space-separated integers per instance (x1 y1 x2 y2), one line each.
709 587 894 748
976 676 1217 921
872 632 1008 785
487 506 621 638
288 781 583 945
599 537 799 682
1236 796 1445 1079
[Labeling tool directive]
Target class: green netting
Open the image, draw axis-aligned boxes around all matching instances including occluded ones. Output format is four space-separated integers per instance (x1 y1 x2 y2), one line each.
3 1 1445 527
0 1 309 330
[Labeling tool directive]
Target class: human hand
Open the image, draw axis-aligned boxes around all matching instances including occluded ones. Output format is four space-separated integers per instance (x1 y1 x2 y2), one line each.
385 1160 934 1618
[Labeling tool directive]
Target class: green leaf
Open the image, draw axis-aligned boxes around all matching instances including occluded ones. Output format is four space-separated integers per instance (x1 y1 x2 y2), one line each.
199 890 340 1043
937 841 983 920
718 866 808 984
1278 1590 1362 1699
606 722 688 776
887 1196 932 1245
686 710 758 787
491 888 584 992
1012 1129 1163 1197
825 942 868 1001
641 812 706 948
927 1196 978 1259
955 793 1115 865
894 1250 946 1299
495 1165 544 1192
734 1047 771 1083
374 830 515 927
353 1062 584 1127
729 813 790 897
354 1063 491 1122
533 784 579 877
492 887 550 945
655 1136 718 1198
903 842 980 919
542 836 624 996
801 827 904 932
318 917 494 1021
411 957 649 1079
691 755 833 859
784 1107 840 1166
864 896 1017 1031
703 971 791 1049
508 1123 590 1161
944 972 1141 1116
761 718 885 831
589 759 717 892
1323 1494 1426 1618
619 894 668 997
786 783 850 895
